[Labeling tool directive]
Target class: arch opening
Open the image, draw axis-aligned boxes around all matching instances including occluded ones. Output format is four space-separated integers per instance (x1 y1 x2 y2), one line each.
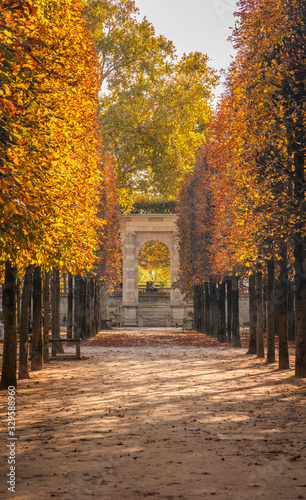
138 240 170 293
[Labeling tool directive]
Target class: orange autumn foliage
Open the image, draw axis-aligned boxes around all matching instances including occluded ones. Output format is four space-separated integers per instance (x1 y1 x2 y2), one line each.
0 0 114 275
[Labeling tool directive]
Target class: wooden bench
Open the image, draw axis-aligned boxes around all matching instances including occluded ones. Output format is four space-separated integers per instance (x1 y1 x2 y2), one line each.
100 319 112 330
183 319 194 332
48 338 81 360
241 322 250 333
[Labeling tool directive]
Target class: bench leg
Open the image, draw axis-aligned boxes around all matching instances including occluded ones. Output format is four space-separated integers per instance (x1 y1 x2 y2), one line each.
76 341 81 360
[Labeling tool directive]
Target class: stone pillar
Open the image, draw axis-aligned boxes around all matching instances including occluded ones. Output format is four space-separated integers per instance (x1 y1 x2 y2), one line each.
170 235 184 304
122 232 138 326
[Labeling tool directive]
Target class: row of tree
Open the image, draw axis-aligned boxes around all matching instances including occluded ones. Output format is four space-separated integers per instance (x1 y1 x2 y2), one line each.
1 0 220 390
0 0 121 389
177 0 306 377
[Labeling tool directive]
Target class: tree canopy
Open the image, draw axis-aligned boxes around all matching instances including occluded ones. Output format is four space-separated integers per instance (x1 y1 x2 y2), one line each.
177 0 306 375
0 0 122 390
85 0 218 210
0 0 109 274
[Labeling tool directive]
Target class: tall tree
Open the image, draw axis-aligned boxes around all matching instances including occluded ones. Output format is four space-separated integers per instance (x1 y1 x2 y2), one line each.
231 0 306 374
0 0 107 388
86 0 218 208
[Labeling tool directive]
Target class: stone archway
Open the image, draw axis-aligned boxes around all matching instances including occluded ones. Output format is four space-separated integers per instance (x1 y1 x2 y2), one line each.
117 214 191 326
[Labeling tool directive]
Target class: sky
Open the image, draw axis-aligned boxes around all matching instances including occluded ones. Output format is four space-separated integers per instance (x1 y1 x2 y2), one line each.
134 0 238 98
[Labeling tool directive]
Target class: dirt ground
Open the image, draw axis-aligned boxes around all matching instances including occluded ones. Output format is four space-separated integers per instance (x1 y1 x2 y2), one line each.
1 327 306 500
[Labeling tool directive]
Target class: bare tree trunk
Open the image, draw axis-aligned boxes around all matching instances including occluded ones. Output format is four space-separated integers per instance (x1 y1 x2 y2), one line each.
89 279 95 337
0 262 18 390
210 281 218 337
194 285 202 332
31 266 43 371
81 277 87 339
217 282 226 342
19 265 33 379
288 284 295 341
83 278 90 339
231 276 241 347
256 270 265 358
85 279 91 339
100 285 109 329
247 273 257 354
17 277 21 329
293 123 306 376
95 282 101 335
200 285 205 333
294 238 306 377
43 271 50 363
263 277 267 336
279 245 289 370
67 273 73 339
52 267 63 355
74 275 82 339
202 284 207 335
266 259 275 364
227 279 232 343
204 283 210 335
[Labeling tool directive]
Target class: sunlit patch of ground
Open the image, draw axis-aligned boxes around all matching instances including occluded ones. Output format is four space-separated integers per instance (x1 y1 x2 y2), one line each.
0 328 304 500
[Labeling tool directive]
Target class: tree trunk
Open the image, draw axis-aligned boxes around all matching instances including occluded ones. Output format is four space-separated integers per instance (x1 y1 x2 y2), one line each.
247 273 257 354
274 277 280 341
95 282 101 335
194 285 201 332
204 282 210 335
89 279 95 337
256 270 265 358
85 279 91 339
43 271 50 363
193 285 197 331
31 266 43 371
279 245 289 370
263 278 267 336
202 283 206 334
52 267 63 355
294 238 306 377
200 285 205 333
266 259 275 364
67 273 73 339
288 284 295 341
19 265 33 379
74 275 82 339
231 276 241 347
293 114 306 377
227 279 232 343
29 291 32 329
0 262 18 390
217 282 226 342
210 281 218 337
81 277 87 339
100 285 109 328
17 277 21 329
